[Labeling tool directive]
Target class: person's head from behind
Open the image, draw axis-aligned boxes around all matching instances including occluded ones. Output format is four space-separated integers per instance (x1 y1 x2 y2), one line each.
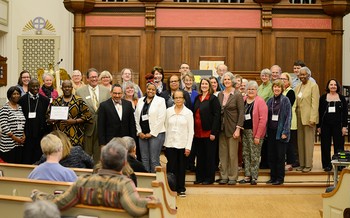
40 134 63 159
24 200 60 218
101 138 127 171
122 136 137 157
50 130 72 159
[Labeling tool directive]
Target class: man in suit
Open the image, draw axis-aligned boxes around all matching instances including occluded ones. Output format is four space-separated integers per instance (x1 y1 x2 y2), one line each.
76 68 110 162
98 84 136 146
19 79 50 164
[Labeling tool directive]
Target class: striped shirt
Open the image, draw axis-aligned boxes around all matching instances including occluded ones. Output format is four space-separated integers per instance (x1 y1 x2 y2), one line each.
0 103 26 152
32 169 152 217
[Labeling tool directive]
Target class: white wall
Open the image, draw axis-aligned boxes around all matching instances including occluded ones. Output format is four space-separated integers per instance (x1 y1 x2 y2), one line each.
343 13 350 86
0 0 73 104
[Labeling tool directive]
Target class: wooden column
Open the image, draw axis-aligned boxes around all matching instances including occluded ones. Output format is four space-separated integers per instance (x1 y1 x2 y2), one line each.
321 0 350 84
139 0 162 91
63 0 95 74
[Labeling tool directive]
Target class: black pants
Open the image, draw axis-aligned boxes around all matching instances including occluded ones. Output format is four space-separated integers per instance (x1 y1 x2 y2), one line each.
320 123 344 169
194 137 217 183
165 147 187 193
0 146 23 164
267 129 287 182
286 130 297 165
22 137 43 164
187 141 196 170
260 138 269 168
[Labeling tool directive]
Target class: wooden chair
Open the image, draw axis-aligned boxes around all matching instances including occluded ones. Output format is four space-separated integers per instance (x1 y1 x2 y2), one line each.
322 168 350 218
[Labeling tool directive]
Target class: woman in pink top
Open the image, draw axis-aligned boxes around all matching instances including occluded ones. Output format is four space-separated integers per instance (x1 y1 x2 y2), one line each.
239 81 268 185
39 73 58 102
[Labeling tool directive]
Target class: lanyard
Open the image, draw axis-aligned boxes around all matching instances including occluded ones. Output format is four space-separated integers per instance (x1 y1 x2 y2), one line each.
27 95 39 113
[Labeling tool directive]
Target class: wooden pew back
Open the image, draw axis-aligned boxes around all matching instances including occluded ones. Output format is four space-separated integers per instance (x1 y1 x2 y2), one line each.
322 168 350 218
0 163 155 188
0 176 153 197
0 194 165 218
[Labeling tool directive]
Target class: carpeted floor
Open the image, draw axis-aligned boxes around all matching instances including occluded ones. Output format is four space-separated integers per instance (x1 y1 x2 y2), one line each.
176 194 322 218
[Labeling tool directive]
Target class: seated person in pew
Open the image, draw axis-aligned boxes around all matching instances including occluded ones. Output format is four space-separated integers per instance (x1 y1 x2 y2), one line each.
24 200 60 218
31 137 158 217
93 137 138 186
122 136 147 173
28 134 77 182
35 130 94 169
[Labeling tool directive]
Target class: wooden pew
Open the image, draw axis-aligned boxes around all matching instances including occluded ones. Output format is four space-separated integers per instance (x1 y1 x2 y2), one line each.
0 194 167 218
0 176 153 198
322 168 350 218
0 163 176 210
0 162 156 189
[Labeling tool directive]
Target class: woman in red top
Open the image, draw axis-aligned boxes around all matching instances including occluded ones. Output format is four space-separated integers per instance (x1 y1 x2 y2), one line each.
193 78 221 185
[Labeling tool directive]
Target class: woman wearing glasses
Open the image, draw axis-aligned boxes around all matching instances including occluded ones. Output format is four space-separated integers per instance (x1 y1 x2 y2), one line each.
239 81 267 185
164 90 194 197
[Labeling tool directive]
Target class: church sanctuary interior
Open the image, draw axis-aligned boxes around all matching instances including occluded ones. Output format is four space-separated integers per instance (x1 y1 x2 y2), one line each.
1 0 350 217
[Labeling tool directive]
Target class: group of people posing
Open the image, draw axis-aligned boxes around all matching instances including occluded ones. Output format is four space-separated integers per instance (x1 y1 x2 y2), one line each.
0 61 348 198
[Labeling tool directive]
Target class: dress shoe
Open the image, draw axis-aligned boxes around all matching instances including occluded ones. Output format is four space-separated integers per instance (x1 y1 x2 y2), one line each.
202 181 213 185
272 181 283 185
296 166 305 171
227 180 237 185
266 179 275 184
324 167 332 172
250 179 257 185
239 179 250 184
292 162 300 168
302 167 312 173
219 179 228 185
193 180 203 184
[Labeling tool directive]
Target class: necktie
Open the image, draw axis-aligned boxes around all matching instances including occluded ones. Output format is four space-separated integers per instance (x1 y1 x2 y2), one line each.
92 87 99 111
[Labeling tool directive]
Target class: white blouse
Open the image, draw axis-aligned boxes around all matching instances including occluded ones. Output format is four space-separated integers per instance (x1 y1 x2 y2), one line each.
164 105 194 150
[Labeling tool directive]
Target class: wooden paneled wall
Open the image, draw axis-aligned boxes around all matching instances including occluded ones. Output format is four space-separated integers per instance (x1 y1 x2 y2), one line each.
64 0 350 92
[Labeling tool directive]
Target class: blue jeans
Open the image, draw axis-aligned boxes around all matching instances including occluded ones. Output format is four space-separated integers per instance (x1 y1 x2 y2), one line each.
139 132 165 173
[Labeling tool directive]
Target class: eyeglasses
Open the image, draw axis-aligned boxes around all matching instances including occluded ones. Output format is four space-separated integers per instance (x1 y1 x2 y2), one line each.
170 80 179 83
280 78 288 81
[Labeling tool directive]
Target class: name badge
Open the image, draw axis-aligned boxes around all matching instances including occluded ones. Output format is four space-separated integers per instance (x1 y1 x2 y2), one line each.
328 106 336 113
142 114 149 121
272 114 279 121
17 123 23 130
28 112 36 119
297 92 302 98
86 96 91 99
245 114 251 120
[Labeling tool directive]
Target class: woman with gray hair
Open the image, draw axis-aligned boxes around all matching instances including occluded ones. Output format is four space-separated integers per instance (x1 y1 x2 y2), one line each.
70 70 85 94
39 73 59 102
217 72 244 185
99 70 113 90
258 68 273 102
122 136 147 172
24 200 60 218
294 66 319 173
123 81 139 110
239 81 268 185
